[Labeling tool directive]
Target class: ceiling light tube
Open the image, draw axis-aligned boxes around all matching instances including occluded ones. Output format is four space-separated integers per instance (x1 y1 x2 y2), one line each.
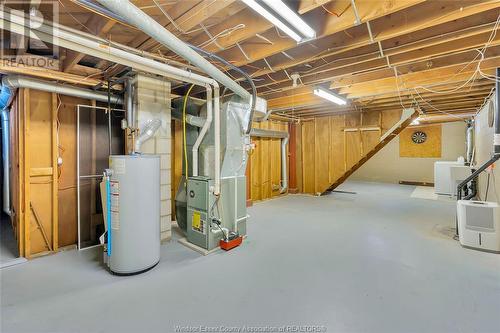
241 0 302 42
313 87 347 106
261 0 315 39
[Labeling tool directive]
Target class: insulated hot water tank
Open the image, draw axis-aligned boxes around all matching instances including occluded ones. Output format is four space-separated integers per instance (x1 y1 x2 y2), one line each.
107 154 160 275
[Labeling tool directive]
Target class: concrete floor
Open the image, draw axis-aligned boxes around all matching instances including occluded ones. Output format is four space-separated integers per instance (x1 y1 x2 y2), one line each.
0 213 19 266
1 181 500 333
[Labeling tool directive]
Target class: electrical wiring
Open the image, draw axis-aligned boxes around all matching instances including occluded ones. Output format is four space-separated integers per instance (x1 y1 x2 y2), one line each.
412 88 467 122
152 0 218 36
321 5 342 17
196 24 246 49
393 67 409 110
414 13 500 94
183 84 195 186
58 0 95 35
249 13 500 95
188 44 257 134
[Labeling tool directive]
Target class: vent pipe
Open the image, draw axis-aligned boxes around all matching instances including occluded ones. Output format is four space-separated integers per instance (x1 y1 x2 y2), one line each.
96 0 251 101
2 75 122 104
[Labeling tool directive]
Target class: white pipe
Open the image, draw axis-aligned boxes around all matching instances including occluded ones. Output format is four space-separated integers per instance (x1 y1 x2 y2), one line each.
125 79 133 129
192 85 212 177
280 136 289 193
2 75 122 104
214 87 221 195
0 10 216 87
1 109 11 215
0 9 224 195
96 0 250 100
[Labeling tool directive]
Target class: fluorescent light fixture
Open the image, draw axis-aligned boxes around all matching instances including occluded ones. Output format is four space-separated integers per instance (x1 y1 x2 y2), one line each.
261 0 316 39
313 87 347 106
241 0 314 42
411 118 420 125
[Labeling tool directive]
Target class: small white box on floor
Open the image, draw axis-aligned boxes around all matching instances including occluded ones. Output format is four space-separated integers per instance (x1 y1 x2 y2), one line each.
457 200 500 253
434 157 465 195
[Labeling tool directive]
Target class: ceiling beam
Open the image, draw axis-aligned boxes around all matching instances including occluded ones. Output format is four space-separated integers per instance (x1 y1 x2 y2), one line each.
63 14 116 73
231 2 500 97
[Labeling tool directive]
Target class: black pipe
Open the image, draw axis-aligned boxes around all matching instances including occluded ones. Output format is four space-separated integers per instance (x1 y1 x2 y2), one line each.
463 177 477 200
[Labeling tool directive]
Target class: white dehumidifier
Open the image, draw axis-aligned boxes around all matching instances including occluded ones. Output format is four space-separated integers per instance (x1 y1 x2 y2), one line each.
457 200 500 253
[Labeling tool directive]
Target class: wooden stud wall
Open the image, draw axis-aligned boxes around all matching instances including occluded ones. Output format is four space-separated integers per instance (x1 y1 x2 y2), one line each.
11 89 59 257
297 111 402 195
249 120 288 202
9 90 91 257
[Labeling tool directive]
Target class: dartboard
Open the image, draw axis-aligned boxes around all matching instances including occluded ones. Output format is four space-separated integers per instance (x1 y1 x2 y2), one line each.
412 131 427 144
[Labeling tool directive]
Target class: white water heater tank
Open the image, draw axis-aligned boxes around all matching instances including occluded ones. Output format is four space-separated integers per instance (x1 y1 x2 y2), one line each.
107 154 161 274
457 200 500 253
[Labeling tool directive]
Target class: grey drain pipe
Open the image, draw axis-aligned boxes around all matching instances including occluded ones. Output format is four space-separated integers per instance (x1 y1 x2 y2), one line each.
172 111 289 193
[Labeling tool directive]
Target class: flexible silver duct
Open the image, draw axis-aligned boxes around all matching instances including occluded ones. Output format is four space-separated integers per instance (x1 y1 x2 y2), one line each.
466 120 474 165
2 75 122 104
1 109 11 215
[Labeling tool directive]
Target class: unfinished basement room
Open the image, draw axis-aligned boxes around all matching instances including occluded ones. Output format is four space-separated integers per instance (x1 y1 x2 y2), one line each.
1 0 500 332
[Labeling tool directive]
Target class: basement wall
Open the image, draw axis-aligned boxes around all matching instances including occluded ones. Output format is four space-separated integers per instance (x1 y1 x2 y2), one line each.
351 121 466 184
295 110 403 195
474 96 499 202
248 120 289 202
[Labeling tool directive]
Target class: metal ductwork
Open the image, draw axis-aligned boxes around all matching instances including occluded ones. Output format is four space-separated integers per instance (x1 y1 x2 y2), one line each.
171 110 289 194
465 120 474 166
2 75 123 104
96 0 251 101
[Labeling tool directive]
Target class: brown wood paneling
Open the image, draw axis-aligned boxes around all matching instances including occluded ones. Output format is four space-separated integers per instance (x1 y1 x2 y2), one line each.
330 116 345 183
296 110 414 194
57 95 89 247
314 118 330 193
345 130 362 170
301 121 316 194
361 131 380 155
296 122 303 193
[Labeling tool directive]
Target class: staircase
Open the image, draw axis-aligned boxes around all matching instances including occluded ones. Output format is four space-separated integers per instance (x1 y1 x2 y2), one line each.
321 109 419 195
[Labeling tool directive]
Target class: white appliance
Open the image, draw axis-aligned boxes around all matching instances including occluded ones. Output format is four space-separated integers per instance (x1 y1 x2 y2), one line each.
103 155 161 275
457 200 500 253
434 157 465 195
